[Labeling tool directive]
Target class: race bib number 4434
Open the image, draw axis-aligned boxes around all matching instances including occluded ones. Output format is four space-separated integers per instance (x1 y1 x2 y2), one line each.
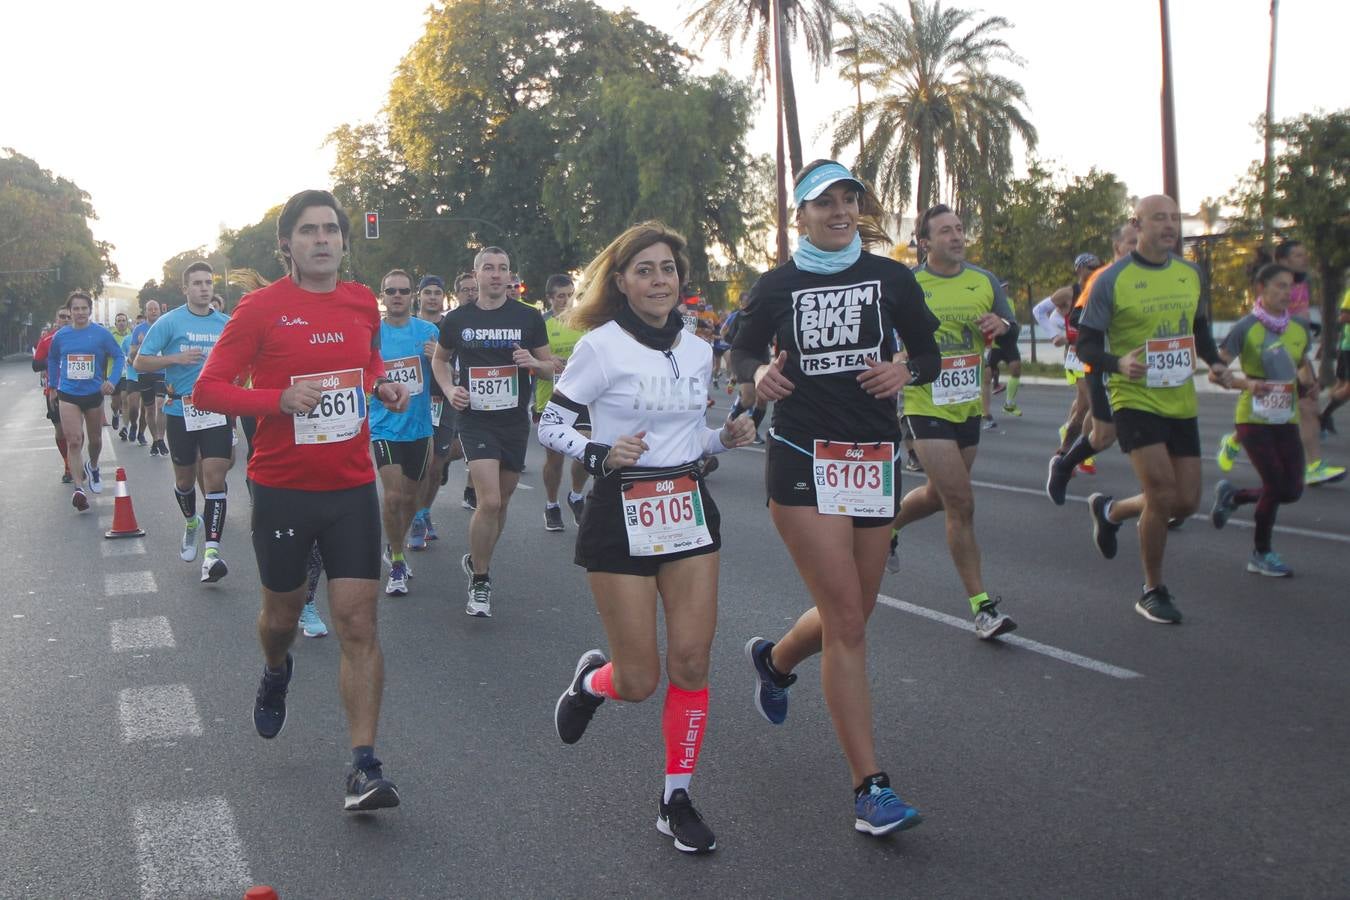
813 441 895 517
622 474 713 557
384 355 424 396
791 281 883 375
1146 336 1195 388
292 368 366 445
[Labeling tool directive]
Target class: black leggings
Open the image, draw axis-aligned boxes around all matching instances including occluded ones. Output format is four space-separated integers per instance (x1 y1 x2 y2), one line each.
1233 423 1304 553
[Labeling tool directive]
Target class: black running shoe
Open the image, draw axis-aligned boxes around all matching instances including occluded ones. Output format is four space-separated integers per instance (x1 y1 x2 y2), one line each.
1088 493 1119 560
657 789 717 854
1135 585 1183 624
567 493 586 526
462 485 477 510
253 653 293 739
544 504 564 532
61 471 73 484
555 649 607 744
1045 454 1070 506
344 759 401 811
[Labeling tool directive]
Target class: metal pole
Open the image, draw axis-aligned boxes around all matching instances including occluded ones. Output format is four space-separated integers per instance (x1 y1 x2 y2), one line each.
1159 0 1180 215
1261 0 1279 252
771 0 790 265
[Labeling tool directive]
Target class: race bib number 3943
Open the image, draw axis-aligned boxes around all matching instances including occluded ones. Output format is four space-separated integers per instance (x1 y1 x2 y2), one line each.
1145 336 1195 388
622 474 713 557
812 441 895 517
932 353 981 406
292 368 366 445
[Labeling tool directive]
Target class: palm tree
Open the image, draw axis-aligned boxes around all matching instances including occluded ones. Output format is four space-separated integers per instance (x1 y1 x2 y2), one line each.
682 0 841 176
831 0 1036 219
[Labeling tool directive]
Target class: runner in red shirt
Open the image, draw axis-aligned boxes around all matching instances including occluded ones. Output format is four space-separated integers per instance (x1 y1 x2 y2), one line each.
194 189 410 812
32 307 73 482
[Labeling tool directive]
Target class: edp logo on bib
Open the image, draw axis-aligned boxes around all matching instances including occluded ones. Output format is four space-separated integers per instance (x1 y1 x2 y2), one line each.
791 281 884 375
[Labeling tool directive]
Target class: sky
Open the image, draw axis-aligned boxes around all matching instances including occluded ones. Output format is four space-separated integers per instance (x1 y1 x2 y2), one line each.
2 0 1345 287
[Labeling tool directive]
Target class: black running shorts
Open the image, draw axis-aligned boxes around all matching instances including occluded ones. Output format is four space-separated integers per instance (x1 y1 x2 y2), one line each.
1113 409 1201 457
986 342 1021 367
57 390 104 412
1086 369 1114 423
166 413 235 467
113 378 130 396
138 373 167 399
372 437 431 482
458 413 529 473
764 437 895 528
250 482 381 591
901 413 982 450
1337 349 1350 382
574 462 721 576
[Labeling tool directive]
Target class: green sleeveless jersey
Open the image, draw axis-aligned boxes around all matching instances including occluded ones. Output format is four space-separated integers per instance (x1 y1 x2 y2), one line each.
902 262 1013 423
1080 253 1204 418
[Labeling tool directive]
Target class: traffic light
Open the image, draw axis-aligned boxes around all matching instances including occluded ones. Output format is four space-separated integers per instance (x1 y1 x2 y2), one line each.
364 212 379 240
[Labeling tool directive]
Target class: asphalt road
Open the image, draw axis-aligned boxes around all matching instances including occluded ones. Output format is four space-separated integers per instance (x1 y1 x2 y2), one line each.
1 358 1347 899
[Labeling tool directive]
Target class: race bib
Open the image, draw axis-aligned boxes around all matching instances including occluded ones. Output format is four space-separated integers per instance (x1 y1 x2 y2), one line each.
1145 336 1195 388
622 474 713 557
291 368 366 445
813 441 895 517
67 354 95 381
1063 345 1086 373
384 355 423 396
1251 381 1294 424
932 354 981 406
430 397 444 427
182 394 226 432
468 365 518 411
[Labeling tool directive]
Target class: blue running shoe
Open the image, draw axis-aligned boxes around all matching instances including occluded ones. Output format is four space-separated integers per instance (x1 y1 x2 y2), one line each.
745 637 796 725
854 773 923 836
408 513 427 551
424 516 439 541
1247 550 1293 577
299 601 328 638
253 653 293 739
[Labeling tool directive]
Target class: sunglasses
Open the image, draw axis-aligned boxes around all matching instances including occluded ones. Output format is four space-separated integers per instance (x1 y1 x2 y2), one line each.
383 287 412 296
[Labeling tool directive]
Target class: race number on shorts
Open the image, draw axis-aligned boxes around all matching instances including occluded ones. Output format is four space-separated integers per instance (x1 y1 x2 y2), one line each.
430 397 444 426
812 441 895 517
1063 345 1085 373
1251 381 1294 424
468 365 518 411
67 354 95 381
622 474 713 557
384 355 424 396
182 394 226 432
932 353 981 406
291 368 366 445
1145 336 1195 388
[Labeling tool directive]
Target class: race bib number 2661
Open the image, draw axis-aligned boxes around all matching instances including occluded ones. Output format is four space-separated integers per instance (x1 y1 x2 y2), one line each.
292 368 366 445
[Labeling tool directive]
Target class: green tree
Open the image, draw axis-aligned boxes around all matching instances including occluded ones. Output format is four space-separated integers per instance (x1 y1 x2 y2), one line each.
328 0 754 296
0 149 117 348
1224 110 1349 380
681 0 841 177
833 0 1036 218
220 208 286 283
542 72 757 291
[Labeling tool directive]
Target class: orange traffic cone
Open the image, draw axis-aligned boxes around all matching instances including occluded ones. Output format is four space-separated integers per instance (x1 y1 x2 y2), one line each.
244 888 279 900
104 467 146 539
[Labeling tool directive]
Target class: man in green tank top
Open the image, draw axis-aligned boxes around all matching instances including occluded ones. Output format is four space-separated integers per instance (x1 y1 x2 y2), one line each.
1076 195 1232 625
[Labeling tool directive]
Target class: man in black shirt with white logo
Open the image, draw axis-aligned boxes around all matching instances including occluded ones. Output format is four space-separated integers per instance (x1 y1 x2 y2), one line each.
433 247 553 617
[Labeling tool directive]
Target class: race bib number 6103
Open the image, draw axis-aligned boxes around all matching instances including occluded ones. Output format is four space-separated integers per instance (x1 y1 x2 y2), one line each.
812 441 895 517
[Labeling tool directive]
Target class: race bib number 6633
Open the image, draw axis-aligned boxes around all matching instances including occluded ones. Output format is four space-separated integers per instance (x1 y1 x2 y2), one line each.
292 368 366 445
932 353 981 406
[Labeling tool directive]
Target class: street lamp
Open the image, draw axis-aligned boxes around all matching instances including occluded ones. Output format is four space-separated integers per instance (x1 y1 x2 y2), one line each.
836 43 865 163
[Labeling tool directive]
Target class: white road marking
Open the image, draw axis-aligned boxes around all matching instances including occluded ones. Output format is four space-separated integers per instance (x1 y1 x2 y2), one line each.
105 571 157 596
132 796 251 899
110 617 175 652
731 447 1350 545
117 684 204 742
877 594 1143 680
102 540 147 557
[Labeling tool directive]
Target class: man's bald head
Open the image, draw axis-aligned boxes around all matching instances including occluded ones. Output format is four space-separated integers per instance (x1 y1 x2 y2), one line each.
1132 194 1181 262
